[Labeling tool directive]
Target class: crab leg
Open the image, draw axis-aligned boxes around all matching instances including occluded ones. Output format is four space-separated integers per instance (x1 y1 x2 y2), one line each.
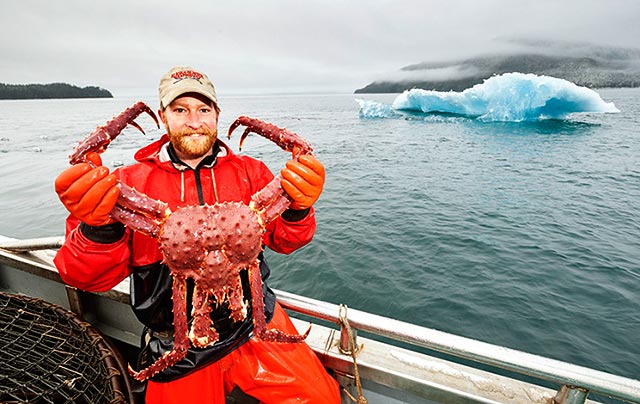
67 102 170 236
109 183 171 238
227 116 313 157
249 175 292 226
190 286 219 348
130 276 190 381
228 116 316 224
248 260 310 343
69 101 159 164
116 183 170 219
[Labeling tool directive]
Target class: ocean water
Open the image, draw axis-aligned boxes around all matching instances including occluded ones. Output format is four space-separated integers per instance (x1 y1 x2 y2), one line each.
1 83 639 398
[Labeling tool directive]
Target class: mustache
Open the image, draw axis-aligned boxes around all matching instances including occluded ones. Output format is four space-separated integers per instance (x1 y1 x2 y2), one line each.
173 125 217 137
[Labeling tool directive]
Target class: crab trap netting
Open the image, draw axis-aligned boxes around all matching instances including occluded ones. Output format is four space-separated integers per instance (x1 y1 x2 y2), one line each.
0 291 131 403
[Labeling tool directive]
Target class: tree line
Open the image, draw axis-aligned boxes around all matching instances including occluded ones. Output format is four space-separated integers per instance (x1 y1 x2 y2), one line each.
0 83 113 99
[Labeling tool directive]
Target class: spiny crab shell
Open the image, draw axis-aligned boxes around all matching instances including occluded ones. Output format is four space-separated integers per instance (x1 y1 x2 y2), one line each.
160 203 263 284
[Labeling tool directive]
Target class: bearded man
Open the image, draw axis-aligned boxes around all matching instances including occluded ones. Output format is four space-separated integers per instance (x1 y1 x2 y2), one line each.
53 66 340 404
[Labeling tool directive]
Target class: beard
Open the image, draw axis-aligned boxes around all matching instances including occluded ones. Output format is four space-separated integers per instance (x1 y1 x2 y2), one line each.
167 124 218 159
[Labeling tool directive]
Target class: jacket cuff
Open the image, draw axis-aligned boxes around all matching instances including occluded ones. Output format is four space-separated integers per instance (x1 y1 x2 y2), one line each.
281 208 310 222
80 222 126 244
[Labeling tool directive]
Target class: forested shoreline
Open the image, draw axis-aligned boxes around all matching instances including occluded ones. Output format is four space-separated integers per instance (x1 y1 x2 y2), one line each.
0 83 112 99
356 51 640 93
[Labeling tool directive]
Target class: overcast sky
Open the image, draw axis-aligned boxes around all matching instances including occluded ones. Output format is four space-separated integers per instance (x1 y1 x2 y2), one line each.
1 0 638 96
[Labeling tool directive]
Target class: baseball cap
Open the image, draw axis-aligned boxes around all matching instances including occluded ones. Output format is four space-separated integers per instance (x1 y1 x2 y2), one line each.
158 66 218 109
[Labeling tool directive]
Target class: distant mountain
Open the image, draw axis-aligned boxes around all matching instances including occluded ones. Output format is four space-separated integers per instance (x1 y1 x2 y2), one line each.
355 46 640 93
0 82 113 99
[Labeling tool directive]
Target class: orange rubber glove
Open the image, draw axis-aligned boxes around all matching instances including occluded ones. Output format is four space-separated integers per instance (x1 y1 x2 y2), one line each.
54 152 119 226
281 154 325 210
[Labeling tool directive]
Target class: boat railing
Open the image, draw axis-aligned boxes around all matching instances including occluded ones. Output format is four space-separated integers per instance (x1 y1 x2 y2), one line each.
276 290 640 404
1 236 639 404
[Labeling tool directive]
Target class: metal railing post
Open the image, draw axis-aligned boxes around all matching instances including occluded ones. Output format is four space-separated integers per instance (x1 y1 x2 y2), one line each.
340 324 356 353
554 385 590 404
64 286 85 319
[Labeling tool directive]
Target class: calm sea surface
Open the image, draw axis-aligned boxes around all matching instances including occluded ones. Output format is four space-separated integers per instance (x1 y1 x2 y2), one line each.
1 89 638 394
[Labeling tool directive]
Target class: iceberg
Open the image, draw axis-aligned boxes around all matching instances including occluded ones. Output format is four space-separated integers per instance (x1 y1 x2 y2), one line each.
359 73 619 122
355 99 399 118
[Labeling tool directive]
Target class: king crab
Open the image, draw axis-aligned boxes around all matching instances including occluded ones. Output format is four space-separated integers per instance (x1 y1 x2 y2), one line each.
69 102 312 381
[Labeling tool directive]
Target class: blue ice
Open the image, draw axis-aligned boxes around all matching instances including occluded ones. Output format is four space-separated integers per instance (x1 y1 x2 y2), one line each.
356 99 399 118
358 72 619 122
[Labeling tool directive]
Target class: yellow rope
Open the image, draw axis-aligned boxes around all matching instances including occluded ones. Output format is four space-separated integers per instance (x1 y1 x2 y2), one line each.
338 304 368 404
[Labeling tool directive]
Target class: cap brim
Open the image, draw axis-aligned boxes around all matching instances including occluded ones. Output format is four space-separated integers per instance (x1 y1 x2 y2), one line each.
161 85 217 108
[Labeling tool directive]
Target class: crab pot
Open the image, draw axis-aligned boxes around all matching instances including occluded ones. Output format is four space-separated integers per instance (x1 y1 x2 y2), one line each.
0 291 133 404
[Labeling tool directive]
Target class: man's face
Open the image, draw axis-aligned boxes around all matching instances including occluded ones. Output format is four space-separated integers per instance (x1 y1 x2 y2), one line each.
160 93 219 159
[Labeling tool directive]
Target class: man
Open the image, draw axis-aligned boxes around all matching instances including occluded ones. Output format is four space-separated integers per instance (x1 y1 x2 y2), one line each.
54 66 340 403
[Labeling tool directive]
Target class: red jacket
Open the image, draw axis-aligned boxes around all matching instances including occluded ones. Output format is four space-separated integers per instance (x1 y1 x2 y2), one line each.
54 136 316 380
55 136 316 292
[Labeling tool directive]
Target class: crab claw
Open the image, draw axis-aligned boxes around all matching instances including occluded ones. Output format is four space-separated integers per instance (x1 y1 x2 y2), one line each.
227 116 313 158
69 101 159 164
